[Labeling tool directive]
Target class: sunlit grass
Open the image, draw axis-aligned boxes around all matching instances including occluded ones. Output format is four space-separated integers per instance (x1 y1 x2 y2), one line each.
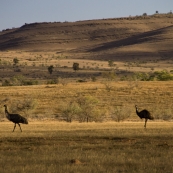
1 81 173 121
0 122 173 173
0 82 173 172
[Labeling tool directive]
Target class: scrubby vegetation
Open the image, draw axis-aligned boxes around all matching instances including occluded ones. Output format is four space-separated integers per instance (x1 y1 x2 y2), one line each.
134 70 173 81
2 75 38 86
1 82 173 122
0 13 173 173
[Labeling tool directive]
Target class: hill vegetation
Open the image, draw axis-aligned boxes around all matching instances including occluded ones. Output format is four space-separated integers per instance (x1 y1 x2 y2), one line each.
0 13 173 59
0 13 173 83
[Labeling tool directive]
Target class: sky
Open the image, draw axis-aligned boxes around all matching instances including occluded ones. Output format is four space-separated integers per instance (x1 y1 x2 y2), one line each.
0 0 172 31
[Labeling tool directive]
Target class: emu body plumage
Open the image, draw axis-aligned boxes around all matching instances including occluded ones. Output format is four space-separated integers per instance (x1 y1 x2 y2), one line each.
4 105 28 132
135 105 154 128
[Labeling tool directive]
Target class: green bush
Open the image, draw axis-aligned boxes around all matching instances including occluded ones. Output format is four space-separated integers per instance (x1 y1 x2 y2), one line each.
134 70 173 81
2 75 38 86
47 78 59 84
76 95 99 122
61 102 81 122
154 70 173 81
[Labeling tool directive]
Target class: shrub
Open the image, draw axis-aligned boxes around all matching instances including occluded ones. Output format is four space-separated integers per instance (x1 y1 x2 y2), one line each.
73 63 79 72
154 70 173 81
103 81 114 92
134 71 173 81
76 95 99 122
2 79 12 86
108 60 114 67
102 70 116 81
47 78 59 84
10 98 37 118
91 76 97 82
23 80 38 85
13 58 19 66
111 105 131 122
61 102 81 122
48 65 54 74
2 75 38 86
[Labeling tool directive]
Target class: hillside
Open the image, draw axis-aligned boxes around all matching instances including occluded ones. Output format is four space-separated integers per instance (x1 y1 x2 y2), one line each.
0 14 173 61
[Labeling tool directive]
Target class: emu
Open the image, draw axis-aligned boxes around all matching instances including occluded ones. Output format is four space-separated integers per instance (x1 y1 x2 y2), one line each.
135 105 154 128
4 105 28 132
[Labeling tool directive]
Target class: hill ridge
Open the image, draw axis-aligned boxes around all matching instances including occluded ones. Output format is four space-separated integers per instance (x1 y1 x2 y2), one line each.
0 14 173 60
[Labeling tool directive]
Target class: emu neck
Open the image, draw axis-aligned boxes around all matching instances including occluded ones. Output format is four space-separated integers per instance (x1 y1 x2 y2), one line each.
4 107 9 118
136 108 141 118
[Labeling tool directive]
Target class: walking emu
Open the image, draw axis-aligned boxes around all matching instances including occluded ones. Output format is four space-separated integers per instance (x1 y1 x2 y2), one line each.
4 105 28 132
135 105 154 128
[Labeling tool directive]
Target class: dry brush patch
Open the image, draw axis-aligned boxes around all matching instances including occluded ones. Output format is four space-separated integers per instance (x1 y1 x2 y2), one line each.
1 81 173 121
0 122 173 173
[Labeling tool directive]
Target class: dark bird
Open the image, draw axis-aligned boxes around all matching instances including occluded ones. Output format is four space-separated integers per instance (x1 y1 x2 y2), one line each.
135 105 154 128
4 105 28 132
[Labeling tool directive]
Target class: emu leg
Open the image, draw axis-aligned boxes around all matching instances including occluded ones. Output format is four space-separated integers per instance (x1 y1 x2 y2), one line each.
13 123 16 132
18 123 22 132
144 119 148 128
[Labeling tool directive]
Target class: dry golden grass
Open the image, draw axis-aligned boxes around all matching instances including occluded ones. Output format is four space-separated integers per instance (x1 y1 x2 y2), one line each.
0 122 173 173
0 81 173 122
0 81 173 172
1 14 173 172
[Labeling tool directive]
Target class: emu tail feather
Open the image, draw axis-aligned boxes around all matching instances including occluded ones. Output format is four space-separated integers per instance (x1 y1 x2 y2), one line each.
21 117 28 124
150 116 154 120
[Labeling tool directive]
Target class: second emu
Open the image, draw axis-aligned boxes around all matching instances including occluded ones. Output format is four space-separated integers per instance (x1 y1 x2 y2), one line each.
135 105 154 128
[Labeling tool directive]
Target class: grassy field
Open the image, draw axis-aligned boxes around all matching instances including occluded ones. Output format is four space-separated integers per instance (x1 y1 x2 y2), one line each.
0 121 173 173
1 81 173 121
0 82 173 172
1 13 173 172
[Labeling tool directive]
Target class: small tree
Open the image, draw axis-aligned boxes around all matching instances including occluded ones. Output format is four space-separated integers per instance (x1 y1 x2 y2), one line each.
62 102 81 122
73 63 79 72
13 58 19 66
108 60 114 67
76 95 99 122
48 65 54 75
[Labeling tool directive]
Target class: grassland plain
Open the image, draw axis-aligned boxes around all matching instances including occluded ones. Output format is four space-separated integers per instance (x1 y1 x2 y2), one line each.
0 122 173 173
0 82 173 172
1 13 173 172
1 81 173 120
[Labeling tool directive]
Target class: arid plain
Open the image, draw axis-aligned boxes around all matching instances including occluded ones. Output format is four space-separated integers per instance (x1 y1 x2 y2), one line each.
0 13 173 172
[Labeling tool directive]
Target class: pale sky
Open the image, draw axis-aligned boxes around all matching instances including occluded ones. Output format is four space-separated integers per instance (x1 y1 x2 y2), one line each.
0 0 172 31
